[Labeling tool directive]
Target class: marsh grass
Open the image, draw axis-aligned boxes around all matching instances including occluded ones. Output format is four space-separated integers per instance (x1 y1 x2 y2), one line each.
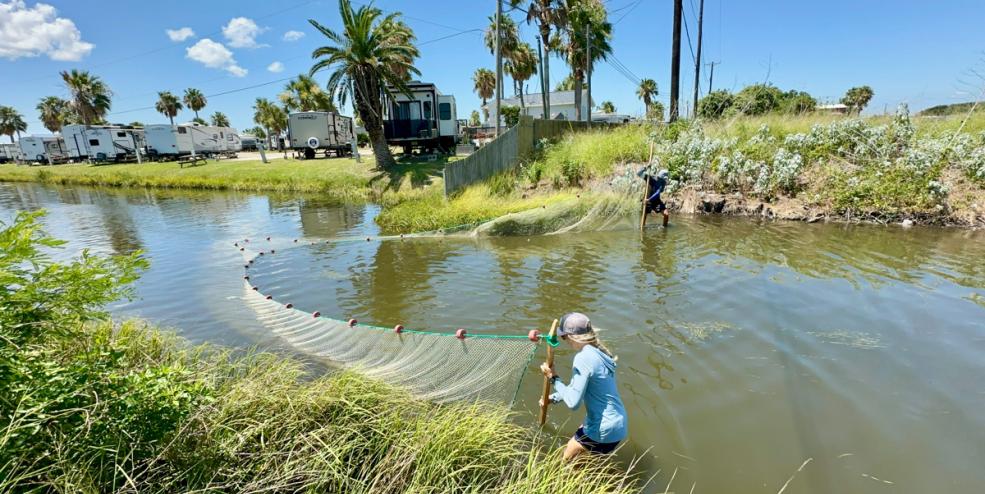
2 320 636 493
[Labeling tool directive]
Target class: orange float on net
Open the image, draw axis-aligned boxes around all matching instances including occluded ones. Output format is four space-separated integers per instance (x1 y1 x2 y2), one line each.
456 328 467 339
528 329 540 342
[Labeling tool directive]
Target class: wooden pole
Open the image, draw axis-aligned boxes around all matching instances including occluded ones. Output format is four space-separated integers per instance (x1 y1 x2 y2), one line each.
494 0 502 136
538 319 560 427
692 0 705 119
669 0 683 122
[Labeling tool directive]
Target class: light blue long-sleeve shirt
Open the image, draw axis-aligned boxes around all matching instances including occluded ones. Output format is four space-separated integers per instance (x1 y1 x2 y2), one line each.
550 344 628 443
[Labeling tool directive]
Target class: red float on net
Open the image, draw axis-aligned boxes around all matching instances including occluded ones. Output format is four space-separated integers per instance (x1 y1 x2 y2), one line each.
456 328 467 339
394 324 404 334
348 318 358 327
528 329 540 342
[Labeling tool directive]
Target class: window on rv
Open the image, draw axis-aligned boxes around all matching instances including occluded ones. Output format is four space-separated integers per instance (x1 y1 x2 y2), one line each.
439 103 452 120
177 127 187 134
423 101 432 120
393 101 421 120
88 139 100 146
117 132 127 137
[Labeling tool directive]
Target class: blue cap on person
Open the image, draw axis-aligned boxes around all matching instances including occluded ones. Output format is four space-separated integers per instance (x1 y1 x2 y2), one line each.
558 312 593 337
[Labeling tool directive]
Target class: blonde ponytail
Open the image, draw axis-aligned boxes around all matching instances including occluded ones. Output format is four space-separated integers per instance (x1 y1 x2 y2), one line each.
567 332 618 361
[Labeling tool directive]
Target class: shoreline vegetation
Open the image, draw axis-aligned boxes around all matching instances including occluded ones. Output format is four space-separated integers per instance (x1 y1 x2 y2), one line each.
0 212 636 493
2 111 984 233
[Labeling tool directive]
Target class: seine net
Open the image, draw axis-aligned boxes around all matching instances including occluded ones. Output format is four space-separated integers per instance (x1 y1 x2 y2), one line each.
239 237 540 406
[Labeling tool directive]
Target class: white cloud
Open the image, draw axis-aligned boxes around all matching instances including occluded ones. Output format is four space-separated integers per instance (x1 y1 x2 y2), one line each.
222 17 265 48
0 0 93 61
283 30 304 42
166 27 195 42
186 38 247 77
267 61 284 73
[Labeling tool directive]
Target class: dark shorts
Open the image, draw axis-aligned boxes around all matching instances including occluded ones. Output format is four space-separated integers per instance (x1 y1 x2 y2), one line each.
645 197 666 214
574 426 620 455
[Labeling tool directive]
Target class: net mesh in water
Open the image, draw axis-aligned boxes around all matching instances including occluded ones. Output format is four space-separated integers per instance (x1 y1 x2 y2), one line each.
239 237 541 406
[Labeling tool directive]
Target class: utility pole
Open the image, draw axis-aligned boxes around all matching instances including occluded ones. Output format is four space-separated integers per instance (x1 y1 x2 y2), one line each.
706 61 719 94
692 0 705 118
669 0 683 122
494 0 502 136
586 21 592 127
537 37 547 119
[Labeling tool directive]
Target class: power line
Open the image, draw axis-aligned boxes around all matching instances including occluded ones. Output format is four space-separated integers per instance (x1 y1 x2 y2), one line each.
613 0 643 25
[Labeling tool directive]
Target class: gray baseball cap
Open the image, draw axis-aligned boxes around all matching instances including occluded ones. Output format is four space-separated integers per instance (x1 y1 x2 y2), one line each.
558 312 593 337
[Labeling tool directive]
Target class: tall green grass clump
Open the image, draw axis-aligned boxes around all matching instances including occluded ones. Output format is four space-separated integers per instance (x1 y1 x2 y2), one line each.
0 212 637 493
523 124 651 187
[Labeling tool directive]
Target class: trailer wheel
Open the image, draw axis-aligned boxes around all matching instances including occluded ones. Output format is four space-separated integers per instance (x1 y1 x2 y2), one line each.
304 148 316 160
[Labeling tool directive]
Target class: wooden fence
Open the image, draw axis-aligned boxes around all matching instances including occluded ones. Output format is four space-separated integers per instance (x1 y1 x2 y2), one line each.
443 116 612 196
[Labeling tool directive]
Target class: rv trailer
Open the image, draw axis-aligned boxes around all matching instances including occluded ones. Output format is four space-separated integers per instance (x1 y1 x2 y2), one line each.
18 136 69 164
145 124 222 159
382 81 458 154
0 142 22 163
240 134 260 151
62 124 145 162
287 112 354 159
216 127 242 153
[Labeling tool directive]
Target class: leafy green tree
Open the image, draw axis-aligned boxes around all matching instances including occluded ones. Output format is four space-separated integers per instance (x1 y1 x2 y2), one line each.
649 101 665 121
473 68 496 121
697 90 734 119
780 90 817 114
598 100 615 113
841 85 874 114
733 84 783 115
128 121 143 127
155 91 182 125
60 70 112 125
308 0 420 169
505 42 538 109
36 96 70 133
253 98 285 149
501 105 521 127
0 106 27 143
469 110 481 126
553 0 611 120
279 74 337 112
183 88 207 119
244 126 266 139
636 78 658 118
554 73 576 91
210 112 230 127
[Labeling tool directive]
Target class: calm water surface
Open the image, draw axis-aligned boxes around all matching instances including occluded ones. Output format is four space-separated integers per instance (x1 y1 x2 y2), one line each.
2 180 983 493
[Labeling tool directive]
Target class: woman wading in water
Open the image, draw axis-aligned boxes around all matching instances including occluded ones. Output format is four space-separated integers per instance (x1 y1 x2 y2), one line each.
540 312 628 460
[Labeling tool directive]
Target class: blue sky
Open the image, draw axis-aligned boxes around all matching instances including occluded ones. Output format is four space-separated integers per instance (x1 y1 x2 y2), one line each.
3 0 985 135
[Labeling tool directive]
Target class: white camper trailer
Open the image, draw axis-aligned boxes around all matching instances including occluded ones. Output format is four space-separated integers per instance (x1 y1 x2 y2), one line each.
145 124 222 159
19 136 69 164
287 112 354 159
383 81 458 154
62 125 145 162
0 142 22 163
216 127 242 153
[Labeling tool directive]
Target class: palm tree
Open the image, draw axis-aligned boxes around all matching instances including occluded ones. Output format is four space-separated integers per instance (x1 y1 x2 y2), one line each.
484 13 520 58
308 0 420 169
553 0 611 120
0 106 27 143
505 42 538 110
636 78 658 118
155 91 183 125
555 73 576 91
599 101 615 113
254 98 287 150
211 111 230 127
183 88 207 119
60 69 112 125
279 74 336 112
514 0 568 118
473 68 496 121
36 96 70 133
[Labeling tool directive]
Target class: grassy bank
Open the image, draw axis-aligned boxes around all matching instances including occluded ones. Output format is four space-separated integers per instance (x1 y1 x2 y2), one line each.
0 212 636 493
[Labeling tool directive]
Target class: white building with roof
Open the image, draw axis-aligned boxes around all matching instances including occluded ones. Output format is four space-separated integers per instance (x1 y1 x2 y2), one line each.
483 90 592 125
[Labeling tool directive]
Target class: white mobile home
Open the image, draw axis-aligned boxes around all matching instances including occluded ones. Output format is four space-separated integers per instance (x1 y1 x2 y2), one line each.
483 90 592 125
63 125 144 161
382 81 458 153
18 136 69 164
145 124 222 158
0 142 22 163
215 127 242 153
287 112 354 159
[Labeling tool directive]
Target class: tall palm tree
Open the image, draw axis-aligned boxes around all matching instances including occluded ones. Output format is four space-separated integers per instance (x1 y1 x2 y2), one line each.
599 100 615 113
253 98 275 150
514 0 568 118
211 111 230 127
505 42 538 110
155 91 182 125
308 0 420 169
0 106 27 143
636 78 658 117
60 69 112 125
36 96 70 133
553 0 611 120
183 88 207 119
473 68 496 121
279 74 336 112
484 13 520 58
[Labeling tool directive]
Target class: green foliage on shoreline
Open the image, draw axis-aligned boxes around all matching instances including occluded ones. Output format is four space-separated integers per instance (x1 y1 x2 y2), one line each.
0 212 636 493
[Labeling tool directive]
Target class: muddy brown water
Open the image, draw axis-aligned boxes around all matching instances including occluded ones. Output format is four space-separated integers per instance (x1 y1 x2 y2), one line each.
2 180 983 493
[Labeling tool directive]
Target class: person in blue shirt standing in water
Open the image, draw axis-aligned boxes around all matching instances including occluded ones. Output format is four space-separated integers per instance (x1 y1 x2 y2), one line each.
638 167 670 227
540 312 628 460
